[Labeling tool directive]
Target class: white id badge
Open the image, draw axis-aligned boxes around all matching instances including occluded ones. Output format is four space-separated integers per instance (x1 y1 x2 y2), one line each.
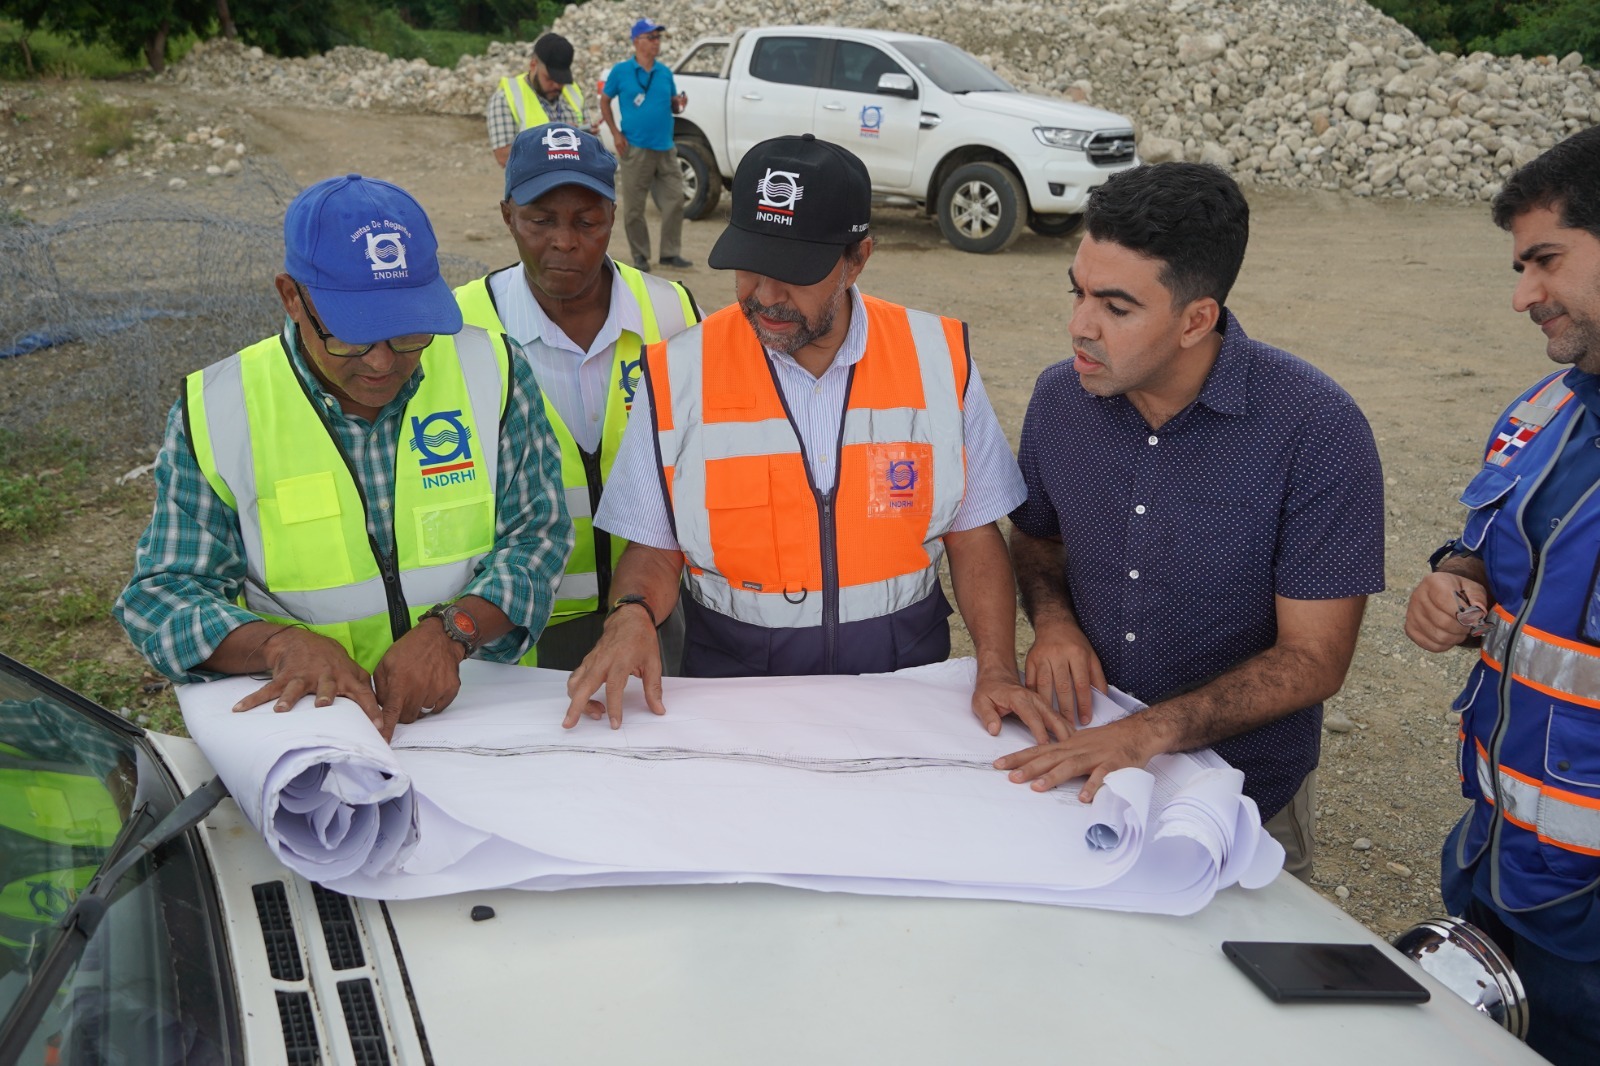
632 92 646 107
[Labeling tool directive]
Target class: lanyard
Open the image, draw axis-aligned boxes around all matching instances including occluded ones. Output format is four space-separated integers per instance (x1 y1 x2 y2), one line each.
633 62 657 95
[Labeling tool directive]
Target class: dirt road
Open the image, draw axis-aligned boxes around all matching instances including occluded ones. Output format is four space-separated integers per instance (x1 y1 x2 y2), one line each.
9 90 1550 936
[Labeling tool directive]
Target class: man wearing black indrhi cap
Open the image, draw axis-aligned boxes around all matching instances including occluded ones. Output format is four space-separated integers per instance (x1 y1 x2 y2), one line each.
562 134 1063 748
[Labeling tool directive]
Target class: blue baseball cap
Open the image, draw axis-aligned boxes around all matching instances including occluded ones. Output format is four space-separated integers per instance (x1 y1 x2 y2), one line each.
505 124 617 206
283 174 463 344
630 18 666 39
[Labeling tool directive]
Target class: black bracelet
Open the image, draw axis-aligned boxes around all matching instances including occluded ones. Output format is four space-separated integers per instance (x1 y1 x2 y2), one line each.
607 594 658 628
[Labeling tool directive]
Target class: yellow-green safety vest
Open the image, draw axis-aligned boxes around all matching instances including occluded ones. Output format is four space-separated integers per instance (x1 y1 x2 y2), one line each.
184 326 513 672
454 263 696 657
501 74 584 132
0 744 122 949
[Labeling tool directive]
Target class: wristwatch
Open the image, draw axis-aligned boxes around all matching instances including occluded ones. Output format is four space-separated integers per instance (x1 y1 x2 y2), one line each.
608 593 659 628
420 601 482 655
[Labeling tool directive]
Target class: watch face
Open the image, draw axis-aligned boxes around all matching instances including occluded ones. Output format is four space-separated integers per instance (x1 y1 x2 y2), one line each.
449 606 479 639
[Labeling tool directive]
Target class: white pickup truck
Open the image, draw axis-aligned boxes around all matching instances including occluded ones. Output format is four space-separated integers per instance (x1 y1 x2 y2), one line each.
668 25 1140 253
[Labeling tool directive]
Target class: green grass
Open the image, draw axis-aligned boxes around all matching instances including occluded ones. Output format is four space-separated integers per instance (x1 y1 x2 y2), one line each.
75 87 153 158
406 28 497 69
0 430 96 543
0 21 198 80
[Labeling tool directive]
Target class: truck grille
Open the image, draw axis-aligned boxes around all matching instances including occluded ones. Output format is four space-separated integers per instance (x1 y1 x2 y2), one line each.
1086 130 1137 166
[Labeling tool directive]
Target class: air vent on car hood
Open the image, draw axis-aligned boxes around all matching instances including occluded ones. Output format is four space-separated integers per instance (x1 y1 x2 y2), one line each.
254 881 305 981
313 883 367 970
276 989 322 1065
338 978 393 1066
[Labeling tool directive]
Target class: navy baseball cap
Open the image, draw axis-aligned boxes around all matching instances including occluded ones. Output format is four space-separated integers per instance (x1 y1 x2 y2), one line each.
505 123 617 205
283 174 462 343
709 134 872 286
631 18 666 39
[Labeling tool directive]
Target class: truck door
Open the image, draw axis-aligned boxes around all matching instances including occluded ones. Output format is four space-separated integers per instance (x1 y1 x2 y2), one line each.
729 35 830 171
814 40 920 189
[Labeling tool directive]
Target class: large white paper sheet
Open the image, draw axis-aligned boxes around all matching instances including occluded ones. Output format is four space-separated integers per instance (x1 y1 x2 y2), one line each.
177 659 1282 913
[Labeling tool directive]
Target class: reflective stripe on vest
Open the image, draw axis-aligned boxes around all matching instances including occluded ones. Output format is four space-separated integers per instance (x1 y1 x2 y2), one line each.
648 296 967 630
185 327 507 671
1481 606 1600 711
1474 741 1600 855
454 264 696 624
1485 374 1575 467
501 75 584 133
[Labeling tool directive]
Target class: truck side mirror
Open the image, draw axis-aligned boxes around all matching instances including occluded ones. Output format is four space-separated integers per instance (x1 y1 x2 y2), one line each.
876 73 917 99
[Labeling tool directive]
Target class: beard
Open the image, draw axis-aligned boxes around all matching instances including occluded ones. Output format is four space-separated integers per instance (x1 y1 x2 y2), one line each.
740 275 849 356
1533 301 1600 375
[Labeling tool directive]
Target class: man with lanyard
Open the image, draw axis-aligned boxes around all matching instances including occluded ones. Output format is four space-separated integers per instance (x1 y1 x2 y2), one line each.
487 33 589 168
998 163 1385 882
456 123 700 668
562 134 1062 749
115 175 572 741
1405 125 1600 1066
600 18 691 273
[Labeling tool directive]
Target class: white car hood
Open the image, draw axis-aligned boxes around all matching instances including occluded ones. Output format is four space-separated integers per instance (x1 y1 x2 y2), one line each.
955 90 1131 130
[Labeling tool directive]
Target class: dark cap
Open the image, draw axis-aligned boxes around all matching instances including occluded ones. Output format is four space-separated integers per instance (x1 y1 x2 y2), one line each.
708 134 872 286
505 123 616 205
533 33 574 85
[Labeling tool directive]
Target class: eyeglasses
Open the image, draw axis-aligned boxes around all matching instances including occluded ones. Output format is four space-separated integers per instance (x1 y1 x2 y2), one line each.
639 32 664 41
292 280 433 358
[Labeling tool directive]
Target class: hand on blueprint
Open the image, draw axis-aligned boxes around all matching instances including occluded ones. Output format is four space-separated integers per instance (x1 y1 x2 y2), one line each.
563 608 668 729
970 668 1072 745
231 627 382 728
1022 623 1107 726
993 715 1163 801
372 621 468 741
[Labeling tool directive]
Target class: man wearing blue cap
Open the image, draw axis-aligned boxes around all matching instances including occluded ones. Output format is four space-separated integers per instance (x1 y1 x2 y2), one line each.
600 17 691 273
116 174 573 741
455 123 699 668
562 135 1061 747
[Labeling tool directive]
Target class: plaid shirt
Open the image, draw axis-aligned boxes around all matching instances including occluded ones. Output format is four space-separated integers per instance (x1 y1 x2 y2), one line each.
486 76 586 151
115 322 573 682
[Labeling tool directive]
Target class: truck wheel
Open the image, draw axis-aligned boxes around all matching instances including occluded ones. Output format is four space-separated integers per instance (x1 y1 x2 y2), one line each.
1027 213 1084 239
936 162 1024 253
676 139 722 220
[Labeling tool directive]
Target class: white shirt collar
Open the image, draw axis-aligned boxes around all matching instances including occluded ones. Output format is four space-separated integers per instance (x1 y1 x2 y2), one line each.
764 286 868 377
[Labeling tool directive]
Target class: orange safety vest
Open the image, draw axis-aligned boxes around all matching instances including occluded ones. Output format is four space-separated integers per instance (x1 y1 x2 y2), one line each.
645 295 969 675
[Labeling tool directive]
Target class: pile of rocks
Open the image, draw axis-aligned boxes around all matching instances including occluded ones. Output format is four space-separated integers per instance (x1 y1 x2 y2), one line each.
163 0 1600 203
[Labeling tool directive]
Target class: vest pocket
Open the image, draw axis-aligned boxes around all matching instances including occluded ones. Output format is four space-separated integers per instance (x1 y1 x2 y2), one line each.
704 456 782 587
1538 704 1600 879
1457 465 1518 551
414 495 495 564
264 472 355 588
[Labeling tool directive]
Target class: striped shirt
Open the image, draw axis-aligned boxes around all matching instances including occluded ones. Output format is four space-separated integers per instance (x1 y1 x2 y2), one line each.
486 78 586 151
490 259 665 454
114 321 574 682
596 287 1026 550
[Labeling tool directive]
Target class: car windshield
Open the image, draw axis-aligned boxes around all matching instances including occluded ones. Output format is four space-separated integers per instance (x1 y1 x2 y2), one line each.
890 39 1014 94
0 658 234 1064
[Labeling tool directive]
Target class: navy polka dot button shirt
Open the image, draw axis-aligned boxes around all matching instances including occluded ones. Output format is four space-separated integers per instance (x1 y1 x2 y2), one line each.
1010 311 1385 820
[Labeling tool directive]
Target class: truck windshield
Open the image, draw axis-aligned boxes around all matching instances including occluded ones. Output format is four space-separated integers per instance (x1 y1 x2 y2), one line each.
0 660 234 1065
890 40 1014 94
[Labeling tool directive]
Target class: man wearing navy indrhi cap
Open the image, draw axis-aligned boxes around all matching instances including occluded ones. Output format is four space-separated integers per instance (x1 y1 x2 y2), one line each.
564 134 1062 749
117 174 573 741
455 123 699 668
600 17 691 272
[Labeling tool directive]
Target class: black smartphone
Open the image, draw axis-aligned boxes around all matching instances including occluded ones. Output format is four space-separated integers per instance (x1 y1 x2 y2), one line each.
1221 941 1431 1004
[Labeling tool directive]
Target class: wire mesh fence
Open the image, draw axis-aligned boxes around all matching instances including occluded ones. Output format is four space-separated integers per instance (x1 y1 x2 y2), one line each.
0 161 487 458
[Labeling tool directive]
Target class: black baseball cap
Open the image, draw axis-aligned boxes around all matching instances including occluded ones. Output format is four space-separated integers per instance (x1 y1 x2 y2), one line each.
533 33 574 85
708 134 872 286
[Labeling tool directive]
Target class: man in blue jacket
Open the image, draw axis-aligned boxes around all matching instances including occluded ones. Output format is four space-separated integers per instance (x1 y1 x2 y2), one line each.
1405 124 1600 1066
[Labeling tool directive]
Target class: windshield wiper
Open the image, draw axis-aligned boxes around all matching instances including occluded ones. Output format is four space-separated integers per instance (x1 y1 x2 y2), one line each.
0 777 229 1062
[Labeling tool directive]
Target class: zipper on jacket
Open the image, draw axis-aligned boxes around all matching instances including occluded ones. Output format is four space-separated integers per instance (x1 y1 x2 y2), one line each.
582 447 612 612
816 491 840 672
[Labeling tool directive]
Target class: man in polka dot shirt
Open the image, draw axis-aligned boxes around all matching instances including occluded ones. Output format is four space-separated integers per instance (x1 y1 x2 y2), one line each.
997 162 1385 882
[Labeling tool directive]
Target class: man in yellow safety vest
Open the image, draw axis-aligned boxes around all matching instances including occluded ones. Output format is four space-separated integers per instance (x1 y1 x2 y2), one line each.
457 122 698 668
115 174 573 741
487 33 590 168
